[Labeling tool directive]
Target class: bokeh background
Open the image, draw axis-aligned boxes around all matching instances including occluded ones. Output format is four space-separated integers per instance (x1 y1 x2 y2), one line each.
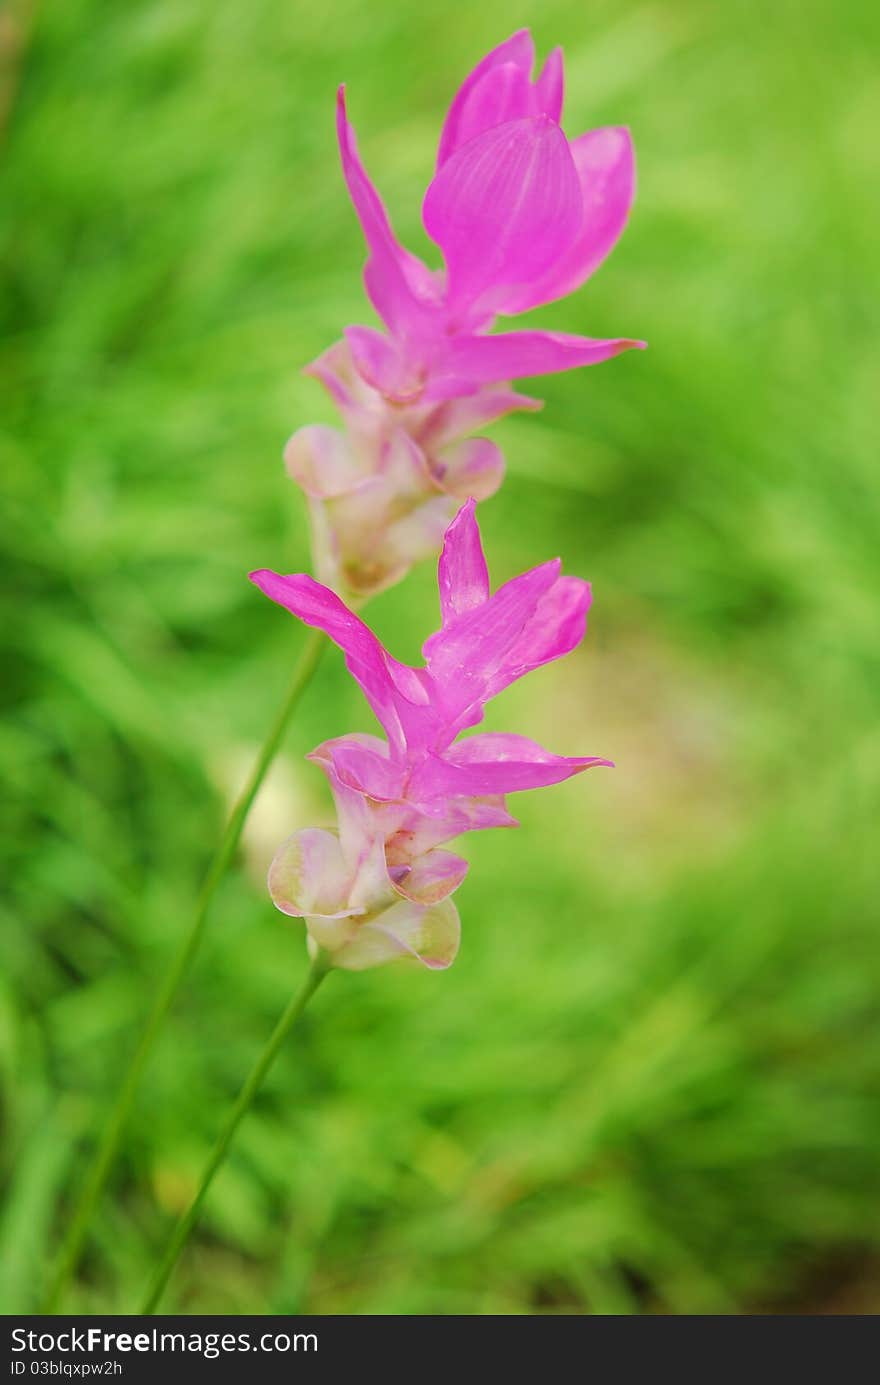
2 0 879 1314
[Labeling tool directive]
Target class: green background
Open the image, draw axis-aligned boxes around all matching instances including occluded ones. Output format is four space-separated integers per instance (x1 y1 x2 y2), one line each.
2 0 879 1314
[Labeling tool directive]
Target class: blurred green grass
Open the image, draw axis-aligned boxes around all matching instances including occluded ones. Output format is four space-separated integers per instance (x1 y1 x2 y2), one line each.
2 0 879 1314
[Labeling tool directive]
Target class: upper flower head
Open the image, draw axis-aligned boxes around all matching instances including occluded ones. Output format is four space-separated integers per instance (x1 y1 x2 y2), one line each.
284 338 539 599
336 30 643 402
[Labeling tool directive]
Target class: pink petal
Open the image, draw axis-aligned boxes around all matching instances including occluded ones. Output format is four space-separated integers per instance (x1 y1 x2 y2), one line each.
437 29 535 167
346 824 395 915
381 495 461 578
417 387 542 450
498 126 636 314
268 828 355 920
409 733 612 798
379 427 436 498
302 482 411 599
299 430 444 599
433 436 505 502
423 329 645 399
304 339 387 432
436 35 565 167
333 895 461 971
422 557 593 744
423 116 583 319
337 87 436 339
249 569 414 752
344 325 412 400
390 847 469 905
309 734 403 803
422 558 564 739
425 558 561 676
284 425 366 499
311 761 407 918
392 795 519 847
502 574 592 683
436 62 533 164
533 46 564 124
436 497 489 624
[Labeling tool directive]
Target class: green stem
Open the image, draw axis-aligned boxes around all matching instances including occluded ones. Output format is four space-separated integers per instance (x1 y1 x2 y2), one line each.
42 629 325 1313
141 952 332 1315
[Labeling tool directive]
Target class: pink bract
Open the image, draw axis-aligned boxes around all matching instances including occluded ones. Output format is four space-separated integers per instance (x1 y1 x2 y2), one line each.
336 29 643 403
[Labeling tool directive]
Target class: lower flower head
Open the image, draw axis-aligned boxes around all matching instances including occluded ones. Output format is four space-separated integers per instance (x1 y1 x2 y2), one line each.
251 500 611 970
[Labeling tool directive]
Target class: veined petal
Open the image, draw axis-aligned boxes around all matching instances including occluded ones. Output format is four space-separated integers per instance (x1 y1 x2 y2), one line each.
422 542 594 743
437 35 564 166
437 29 535 167
309 733 403 803
305 486 415 599
284 425 367 499
389 795 518 851
268 829 356 920
389 847 469 905
380 427 436 498
332 895 461 971
423 329 645 399
249 569 416 751
436 496 489 624
410 733 612 798
533 46 564 124
304 339 387 431
344 325 416 400
425 555 559 671
315 754 408 901
303 430 443 599
423 116 583 317
417 387 542 450
498 126 636 314
436 61 532 163
382 496 461 578
500 574 592 686
304 911 361 954
423 558 564 740
433 436 505 502
347 826 395 914
337 87 436 338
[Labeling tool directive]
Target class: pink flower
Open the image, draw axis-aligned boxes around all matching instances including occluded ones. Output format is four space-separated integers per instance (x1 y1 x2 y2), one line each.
337 29 643 403
250 499 610 970
265 775 464 972
283 33 644 601
286 338 539 598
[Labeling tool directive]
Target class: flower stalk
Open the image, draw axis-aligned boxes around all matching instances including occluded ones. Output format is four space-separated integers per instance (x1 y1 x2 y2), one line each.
42 629 325 1312
141 951 333 1315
